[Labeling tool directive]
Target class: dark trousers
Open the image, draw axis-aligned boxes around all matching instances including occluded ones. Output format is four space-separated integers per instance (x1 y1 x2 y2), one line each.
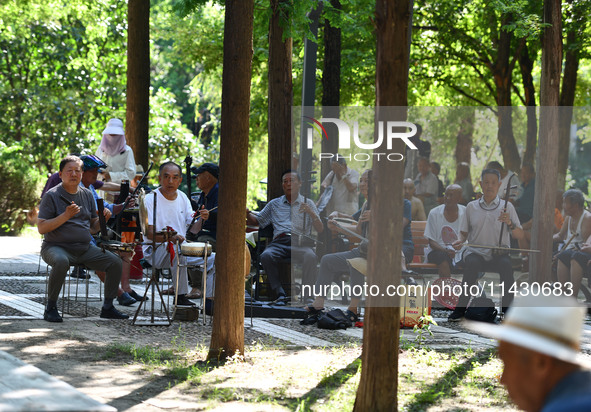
457 253 514 312
260 236 317 296
315 248 365 297
42 244 122 302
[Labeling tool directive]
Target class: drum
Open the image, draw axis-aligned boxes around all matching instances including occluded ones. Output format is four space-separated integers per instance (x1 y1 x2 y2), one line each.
181 242 213 257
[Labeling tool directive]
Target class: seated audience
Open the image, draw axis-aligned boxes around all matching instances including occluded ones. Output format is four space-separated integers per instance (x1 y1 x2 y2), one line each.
553 189 591 298
246 170 323 303
424 184 465 277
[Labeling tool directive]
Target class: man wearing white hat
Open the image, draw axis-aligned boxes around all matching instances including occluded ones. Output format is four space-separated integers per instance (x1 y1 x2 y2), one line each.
95 118 136 184
467 295 591 412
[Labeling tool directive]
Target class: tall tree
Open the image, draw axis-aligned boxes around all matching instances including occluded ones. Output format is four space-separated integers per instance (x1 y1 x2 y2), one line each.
126 0 150 169
208 0 254 361
557 0 587 189
320 0 342 182
354 0 411 409
267 0 293 201
530 0 561 283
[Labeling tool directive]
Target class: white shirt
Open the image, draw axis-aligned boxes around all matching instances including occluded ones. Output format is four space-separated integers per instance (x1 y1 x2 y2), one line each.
143 188 193 240
460 196 521 260
424 204 466 264
321 167 360 216
95 145 136 183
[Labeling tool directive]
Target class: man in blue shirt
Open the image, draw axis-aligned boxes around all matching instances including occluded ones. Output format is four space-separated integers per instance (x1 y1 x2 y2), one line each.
246 170 324 302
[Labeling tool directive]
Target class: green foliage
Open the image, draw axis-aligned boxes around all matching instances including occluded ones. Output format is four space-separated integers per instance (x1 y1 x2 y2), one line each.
0 0 128 173
0 143 43 234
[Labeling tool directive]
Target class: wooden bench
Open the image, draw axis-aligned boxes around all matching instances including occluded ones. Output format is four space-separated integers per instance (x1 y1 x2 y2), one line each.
408 221 462 276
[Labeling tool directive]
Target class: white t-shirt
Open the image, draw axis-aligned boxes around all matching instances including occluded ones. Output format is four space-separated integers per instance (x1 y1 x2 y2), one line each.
321 167 360 216
143 188 193 238
424 204 466 263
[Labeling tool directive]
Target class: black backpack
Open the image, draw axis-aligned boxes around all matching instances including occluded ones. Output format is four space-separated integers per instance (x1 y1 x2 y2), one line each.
317 309 352 330
465 296 498 323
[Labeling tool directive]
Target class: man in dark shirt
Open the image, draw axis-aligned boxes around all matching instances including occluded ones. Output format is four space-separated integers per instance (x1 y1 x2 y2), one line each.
37 155 128 322
186 162 219 299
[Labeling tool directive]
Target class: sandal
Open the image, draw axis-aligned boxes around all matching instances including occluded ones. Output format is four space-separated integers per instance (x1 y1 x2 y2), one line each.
162 286 175 295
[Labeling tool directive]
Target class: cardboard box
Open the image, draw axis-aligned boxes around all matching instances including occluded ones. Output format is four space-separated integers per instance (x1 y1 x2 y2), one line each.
400 285 431 328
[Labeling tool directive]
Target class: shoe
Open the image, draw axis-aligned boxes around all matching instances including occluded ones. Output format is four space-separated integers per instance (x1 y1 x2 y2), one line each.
43 306 63 323
448 309 465 322
175 295 197 306
71 267 90 279
162 286 175 295
128 290 148 302
186 289 202 299
100 305 129 319
273 294 288 307
117 292 137 306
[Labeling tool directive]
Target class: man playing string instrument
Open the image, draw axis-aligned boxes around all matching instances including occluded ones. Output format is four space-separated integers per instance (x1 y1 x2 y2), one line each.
449 168 524 322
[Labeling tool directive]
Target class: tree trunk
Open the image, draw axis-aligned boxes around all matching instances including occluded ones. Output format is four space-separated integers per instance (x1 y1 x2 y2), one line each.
267 0 293 201
530 0 561 284
455 107 474 165
208 0 254 361
126 0 150 170
519 40 537 168
493 15 520 173
354 0 410 410
321 0 342 183
557 0 580 190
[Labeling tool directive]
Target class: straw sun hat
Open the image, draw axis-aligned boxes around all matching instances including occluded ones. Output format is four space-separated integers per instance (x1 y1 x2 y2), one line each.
466 294 590 366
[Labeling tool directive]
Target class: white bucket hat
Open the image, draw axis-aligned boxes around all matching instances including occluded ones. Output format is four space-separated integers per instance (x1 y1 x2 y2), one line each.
102 118 125 135
466 294 590 366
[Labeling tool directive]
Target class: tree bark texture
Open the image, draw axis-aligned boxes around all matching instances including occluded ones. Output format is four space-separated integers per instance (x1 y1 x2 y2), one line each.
126 0 150 170
493 15 520 173
321 0 342 183
530 0 562 284
519 41 538 168
267 0 293 201
454 107 474 166
208 0 254 361
353 1 410 410
557 0 580 190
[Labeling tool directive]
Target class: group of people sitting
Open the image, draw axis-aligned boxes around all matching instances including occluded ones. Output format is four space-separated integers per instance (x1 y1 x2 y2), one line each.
38 122 591 326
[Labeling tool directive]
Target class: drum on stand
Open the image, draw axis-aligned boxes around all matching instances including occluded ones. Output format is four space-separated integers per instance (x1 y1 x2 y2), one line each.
180 242 213 257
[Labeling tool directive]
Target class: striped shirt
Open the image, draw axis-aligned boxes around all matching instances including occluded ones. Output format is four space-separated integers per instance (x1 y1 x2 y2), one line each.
257 194 319 239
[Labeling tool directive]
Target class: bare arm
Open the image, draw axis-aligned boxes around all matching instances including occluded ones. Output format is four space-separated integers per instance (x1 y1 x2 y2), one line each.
553 217 568 243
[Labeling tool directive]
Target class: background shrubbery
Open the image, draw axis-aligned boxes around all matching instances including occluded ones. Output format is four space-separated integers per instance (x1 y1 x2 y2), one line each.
0 144 43 235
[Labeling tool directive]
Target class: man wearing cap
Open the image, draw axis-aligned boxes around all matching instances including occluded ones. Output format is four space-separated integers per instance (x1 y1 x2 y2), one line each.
188 162 219 244
184 162 219 300
80 154 145 306
467 295 591 412
37 155 129 322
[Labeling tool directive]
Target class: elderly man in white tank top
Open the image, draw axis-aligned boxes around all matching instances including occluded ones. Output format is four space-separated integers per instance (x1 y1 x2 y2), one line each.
553 189 591 298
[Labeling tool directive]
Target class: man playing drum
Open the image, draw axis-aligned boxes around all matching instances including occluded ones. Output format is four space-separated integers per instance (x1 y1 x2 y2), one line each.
142 161 215 307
